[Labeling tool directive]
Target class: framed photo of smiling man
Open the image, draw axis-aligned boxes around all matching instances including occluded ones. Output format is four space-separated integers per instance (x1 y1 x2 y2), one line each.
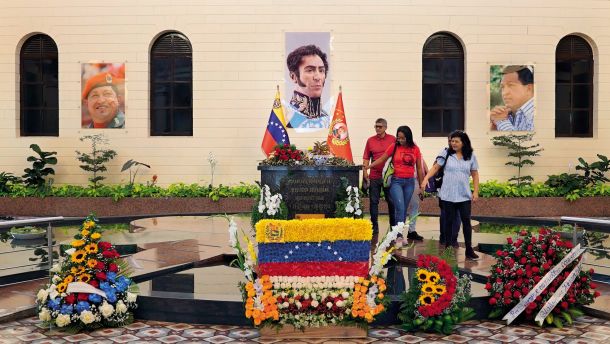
284 32 332 132
489 64 535 131
81 63 126 129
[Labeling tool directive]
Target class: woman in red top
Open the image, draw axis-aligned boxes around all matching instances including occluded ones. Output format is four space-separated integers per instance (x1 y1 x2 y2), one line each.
365 126 424 244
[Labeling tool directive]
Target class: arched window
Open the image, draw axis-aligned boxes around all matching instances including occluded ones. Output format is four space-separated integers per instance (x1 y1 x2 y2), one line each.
20 34 58 136
150 32 193 136
422 33 464 137
555 35 594 137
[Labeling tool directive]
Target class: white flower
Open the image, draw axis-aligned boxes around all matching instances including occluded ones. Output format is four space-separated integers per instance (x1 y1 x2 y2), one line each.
355 209 362 216
80 310 96 324
64 248 76 256
37 289 49 303
282 302 289 308
258 204 266 213
342 291 350 298
126 292 137 303
228 217 238 248
49 263 60 273
336 300 344 307
311 300 319 308
296 301 302 309
326 302 333 308
52 275 61 284
55 314 71 327
116 300 128 314
99 302 114 318
38 307 51 322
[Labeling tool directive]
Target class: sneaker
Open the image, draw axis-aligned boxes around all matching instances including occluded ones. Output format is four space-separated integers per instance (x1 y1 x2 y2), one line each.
407 231 424 241
465 247 480 260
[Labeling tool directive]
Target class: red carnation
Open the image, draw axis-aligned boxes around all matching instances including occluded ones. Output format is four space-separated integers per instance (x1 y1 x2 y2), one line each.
96 261 105 270
102 250 117 258
489 297 497 305
108 263 118 272
95 272 107 281
89 280 99 288
98 242 112 251
65 294 76 304
78 293 89 301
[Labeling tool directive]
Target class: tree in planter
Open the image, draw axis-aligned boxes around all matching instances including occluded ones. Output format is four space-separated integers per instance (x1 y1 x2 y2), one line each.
75 134 117 189
121 159 151 189
22 144 57 192
491 133 542 187
576 154 609 186
545 154 609 196
0 172 21 194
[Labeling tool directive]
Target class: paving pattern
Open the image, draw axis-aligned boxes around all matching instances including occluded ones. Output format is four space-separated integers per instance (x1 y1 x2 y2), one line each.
1 316 610 343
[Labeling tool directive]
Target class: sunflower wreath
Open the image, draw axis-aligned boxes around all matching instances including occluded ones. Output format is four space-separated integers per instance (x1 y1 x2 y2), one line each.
398 254 475 334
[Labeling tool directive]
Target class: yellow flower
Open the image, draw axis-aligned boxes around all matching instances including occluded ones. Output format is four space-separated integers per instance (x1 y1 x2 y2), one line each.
78 273 92 283
416 269 429 282
81 229 90 237
63 275 74 284
421 283 436 294
87 259 98 269
56 282 68 293
419 293 435 306
434 285 446 295
90 232 101 240
71 250 87 264
255 219 372 243
85 243 98 254
70 267 78 274
245 236 257 263
427 272 441 284
71 240 85 248
76 266 85 275
83 220 95 230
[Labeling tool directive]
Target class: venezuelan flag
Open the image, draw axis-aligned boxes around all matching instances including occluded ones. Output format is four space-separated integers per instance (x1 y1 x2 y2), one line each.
256 219 372 277
261 88 290 157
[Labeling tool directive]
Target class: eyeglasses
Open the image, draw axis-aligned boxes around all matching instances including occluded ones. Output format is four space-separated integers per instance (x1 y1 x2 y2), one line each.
374 125 384 129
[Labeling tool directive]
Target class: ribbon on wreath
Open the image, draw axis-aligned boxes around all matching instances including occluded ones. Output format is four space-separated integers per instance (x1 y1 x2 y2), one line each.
502 244 586 325
534 258 584 323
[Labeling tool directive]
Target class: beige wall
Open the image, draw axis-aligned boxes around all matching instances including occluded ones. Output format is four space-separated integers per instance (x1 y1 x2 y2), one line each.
0 0 608 186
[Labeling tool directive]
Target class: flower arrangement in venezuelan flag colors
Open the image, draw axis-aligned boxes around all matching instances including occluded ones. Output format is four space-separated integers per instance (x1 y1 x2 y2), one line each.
229 217 391 329
36 215 137 332
398 254 474 334
486 228 599 328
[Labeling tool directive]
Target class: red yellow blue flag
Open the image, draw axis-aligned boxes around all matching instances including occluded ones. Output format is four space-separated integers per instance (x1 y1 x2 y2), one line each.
261 88 290 157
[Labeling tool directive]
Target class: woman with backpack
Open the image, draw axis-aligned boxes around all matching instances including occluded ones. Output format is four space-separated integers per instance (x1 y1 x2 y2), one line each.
364 125 424 246
420 130 480 260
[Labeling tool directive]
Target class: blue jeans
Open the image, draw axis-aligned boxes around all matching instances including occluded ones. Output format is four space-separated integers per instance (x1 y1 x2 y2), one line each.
407 178 419 232
389 177 416 225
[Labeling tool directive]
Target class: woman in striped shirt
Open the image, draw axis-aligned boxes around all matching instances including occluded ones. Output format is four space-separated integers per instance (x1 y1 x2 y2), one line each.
420 130 480 260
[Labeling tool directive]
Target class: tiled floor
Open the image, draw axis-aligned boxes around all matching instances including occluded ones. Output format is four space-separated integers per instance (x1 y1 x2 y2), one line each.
1 316 610 343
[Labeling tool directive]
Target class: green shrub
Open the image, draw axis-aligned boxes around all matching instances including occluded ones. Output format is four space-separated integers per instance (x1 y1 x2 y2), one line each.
22 144 57 192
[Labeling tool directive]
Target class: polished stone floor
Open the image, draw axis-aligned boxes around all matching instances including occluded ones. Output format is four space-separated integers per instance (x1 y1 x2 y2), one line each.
1 316 610 343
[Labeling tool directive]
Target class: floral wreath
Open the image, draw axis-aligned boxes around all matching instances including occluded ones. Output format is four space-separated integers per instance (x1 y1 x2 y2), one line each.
36 215 138 332
399 254 474 334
